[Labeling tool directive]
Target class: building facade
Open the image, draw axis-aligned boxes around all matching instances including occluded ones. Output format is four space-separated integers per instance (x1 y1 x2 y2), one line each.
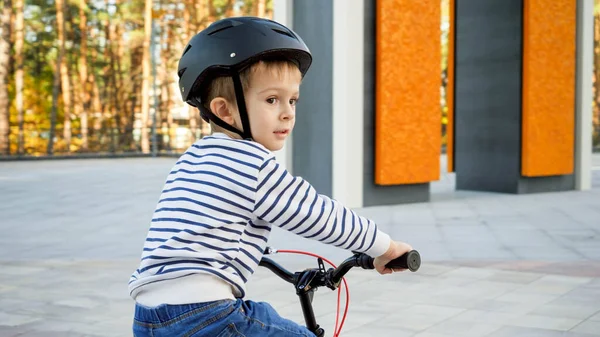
272 0 594 208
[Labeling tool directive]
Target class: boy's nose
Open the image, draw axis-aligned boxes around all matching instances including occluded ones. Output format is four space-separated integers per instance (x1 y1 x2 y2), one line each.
281 107 295 120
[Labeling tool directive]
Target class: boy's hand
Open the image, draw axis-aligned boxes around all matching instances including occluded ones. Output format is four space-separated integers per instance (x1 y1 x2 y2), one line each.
373 240 413 275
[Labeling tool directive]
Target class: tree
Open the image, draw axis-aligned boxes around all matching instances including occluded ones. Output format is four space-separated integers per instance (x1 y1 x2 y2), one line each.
0 0 12 155
78 0 89 150
140 0 152 153
15 0 23 154
2 0 278 156
56 0 72 152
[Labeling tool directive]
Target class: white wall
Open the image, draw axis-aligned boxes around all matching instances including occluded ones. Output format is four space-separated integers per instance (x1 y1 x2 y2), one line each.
575 0 593 190
332 0 365 208
272 0 295 173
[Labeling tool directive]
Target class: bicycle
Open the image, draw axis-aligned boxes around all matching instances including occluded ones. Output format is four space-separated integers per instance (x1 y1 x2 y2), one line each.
259 247 421 337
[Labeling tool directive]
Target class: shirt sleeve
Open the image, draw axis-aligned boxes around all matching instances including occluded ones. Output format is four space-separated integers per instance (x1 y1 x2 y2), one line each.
253 157 391 257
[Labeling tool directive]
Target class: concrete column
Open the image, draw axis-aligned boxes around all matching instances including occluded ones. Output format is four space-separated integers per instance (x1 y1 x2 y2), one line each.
272 0 294 173
575 0 593 190
332 0 365 208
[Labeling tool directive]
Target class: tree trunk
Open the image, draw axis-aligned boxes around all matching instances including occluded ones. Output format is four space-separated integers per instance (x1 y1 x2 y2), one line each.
183 0 191 40
140 0 153 153
594 14 600 146
48 53 62 155
108 21 123 151
89 26 102 136
160 11 171 150
78 0 89 150
14 0 24 154
225 0 235 17
56 0 72 152
186 0 211 142
127 75 140 150
115 21 127 145
0 0 11 155
594 15 600 119
255 0 266 17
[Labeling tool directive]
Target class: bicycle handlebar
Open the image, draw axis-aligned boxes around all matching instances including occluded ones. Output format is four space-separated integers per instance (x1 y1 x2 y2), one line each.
331 250 421 285
258 249 421 337
259 249 421 288
259 256 295 283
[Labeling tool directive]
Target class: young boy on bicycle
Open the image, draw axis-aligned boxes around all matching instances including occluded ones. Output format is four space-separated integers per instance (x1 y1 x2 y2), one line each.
129 17 413 337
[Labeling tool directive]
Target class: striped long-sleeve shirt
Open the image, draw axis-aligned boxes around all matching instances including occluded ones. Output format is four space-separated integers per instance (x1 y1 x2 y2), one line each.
128 132 391 305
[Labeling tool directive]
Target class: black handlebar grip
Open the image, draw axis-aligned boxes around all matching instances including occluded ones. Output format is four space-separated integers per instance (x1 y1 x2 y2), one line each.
385 250 421 272
356 253 375 269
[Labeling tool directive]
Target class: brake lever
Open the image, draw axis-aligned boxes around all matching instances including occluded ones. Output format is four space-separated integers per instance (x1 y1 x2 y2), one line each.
263 246 277 255
296 258 328 293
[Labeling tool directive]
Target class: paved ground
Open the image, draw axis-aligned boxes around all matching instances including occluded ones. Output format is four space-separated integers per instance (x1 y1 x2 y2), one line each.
0 154 599 337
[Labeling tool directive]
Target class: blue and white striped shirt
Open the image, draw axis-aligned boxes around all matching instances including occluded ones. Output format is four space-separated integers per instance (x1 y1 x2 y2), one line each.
129 132 391 303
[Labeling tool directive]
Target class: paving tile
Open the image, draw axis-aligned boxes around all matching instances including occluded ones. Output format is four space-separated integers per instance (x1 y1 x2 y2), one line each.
570 320 600 335
471 300 540 315
423 318 502 336
488 326 594 337
413 333 454 337
589 311 600 321
1 158 599 336
451 309 521 325
508 314 581 331
0 312 40 327
484 270 543 284
529 303 600 320
0 325 34 337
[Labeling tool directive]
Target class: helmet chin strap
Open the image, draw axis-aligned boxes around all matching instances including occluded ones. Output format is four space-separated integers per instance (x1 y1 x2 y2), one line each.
194 72 253 140
231 73 253 140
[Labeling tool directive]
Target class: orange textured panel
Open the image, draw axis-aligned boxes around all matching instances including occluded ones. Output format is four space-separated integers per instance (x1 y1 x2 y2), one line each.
521 0 576 177
446 0 455 173
375 0 441 185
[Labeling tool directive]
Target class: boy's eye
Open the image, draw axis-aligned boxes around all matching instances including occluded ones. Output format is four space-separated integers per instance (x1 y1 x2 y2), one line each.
266 98 276 104
289 99 298 106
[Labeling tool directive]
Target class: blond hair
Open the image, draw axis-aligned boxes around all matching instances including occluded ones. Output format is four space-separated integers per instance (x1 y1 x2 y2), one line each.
201 59 300 132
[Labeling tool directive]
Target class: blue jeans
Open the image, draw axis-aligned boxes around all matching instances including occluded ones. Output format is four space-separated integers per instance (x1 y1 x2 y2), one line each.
133 299 316 337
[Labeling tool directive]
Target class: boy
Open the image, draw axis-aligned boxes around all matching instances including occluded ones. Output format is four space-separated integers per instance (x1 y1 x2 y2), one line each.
129 17 413 337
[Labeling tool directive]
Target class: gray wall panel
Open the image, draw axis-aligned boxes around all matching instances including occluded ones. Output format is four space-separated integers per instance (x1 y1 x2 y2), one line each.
292 1 333 196
454 0 523 193
454 0 575 193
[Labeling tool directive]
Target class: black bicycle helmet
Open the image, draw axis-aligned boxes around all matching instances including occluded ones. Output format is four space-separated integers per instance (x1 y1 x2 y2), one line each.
177 16 312 140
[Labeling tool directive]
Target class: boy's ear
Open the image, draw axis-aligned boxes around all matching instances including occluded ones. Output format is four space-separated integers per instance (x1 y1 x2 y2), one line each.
210 97 235 126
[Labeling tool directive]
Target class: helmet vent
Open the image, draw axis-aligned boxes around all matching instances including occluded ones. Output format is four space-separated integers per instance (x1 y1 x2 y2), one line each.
271 28 294 39
182 44 192 56
207 21 234 36
178 67 187 77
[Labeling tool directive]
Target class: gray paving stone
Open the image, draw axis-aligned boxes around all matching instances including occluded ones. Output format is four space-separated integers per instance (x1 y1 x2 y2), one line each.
1 157 599 336
441 267 502 281
494 289 559 306
522 275 593 295
423 318 502 336
450 309 522 325
529 302 600 320
509 314 582 331
413 333 456 337
488 326 594 337
0 312 40 327
470 300 540 315
570 320 600 335
341 325 416 337
363 311 452 332
0 325 34 337
511 246 585 261
485 270 543 284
